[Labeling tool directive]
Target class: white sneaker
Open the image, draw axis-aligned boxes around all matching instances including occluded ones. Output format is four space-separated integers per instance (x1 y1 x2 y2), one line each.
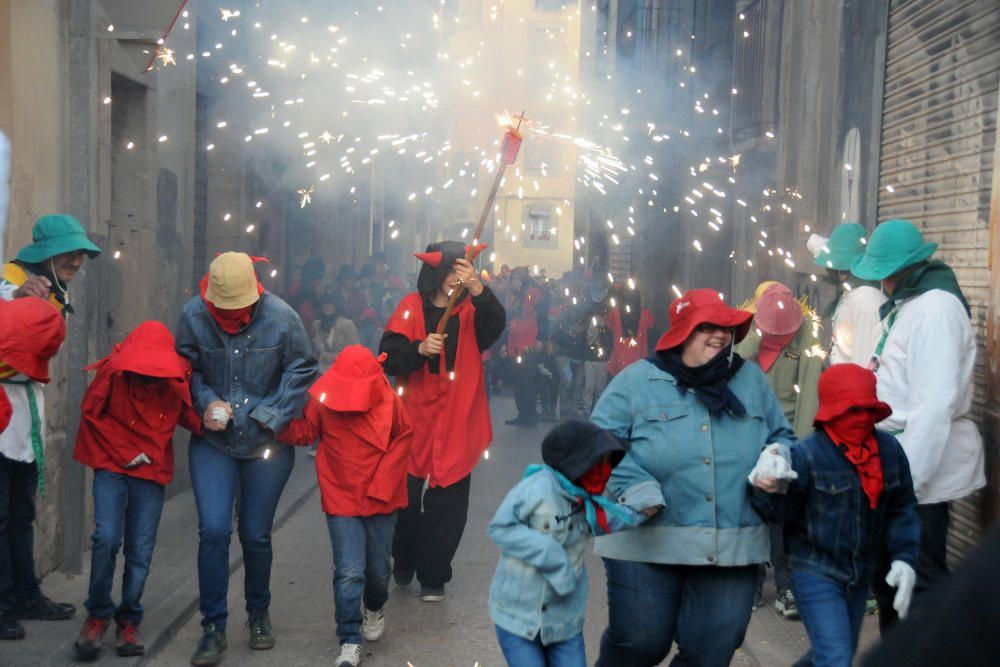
361 607 385 642
335 642 363 667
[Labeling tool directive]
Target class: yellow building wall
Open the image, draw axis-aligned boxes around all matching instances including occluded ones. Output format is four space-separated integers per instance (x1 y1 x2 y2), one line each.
443 0 581 278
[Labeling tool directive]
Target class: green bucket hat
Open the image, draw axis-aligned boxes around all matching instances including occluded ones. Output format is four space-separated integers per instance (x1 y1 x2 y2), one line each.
850 219 936 281
815 222 867 271
15 214 102 264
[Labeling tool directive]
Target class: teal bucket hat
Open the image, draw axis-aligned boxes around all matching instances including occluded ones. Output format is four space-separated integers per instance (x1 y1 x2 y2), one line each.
15 214 102 264
815 222 867 271
850 219 936 281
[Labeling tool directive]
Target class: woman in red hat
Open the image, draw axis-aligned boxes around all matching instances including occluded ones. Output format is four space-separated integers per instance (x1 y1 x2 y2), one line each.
590 288 795 667
749 363 919 667
71 321 202 660
279 346 412 667
379 241 506 603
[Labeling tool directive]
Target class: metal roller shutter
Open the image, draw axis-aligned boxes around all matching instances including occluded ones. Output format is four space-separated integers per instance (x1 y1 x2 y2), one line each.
877 0 1000 564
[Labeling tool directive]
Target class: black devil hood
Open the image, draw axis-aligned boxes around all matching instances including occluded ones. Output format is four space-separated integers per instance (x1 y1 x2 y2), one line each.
541 420 629 482
416 240 467 303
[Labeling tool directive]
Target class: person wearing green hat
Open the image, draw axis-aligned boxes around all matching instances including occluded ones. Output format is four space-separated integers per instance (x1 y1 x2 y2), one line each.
850 218 985 633
0 214 101 316
810 222 885 365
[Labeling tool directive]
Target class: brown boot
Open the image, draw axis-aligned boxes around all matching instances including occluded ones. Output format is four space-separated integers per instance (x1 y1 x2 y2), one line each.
74 616 110 662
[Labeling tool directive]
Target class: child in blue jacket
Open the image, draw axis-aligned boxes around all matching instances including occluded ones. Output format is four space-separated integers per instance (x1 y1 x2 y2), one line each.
488 420 643 666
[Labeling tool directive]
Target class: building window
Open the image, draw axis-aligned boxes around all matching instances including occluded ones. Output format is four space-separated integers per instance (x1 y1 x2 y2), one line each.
523 205 558 248
535 0 566 11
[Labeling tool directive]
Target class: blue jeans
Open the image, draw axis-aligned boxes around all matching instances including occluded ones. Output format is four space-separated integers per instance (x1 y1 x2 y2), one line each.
326 513 396 645
495 625 586 666
84 471 165 624
597 559 757 667
790 571 869 667
189 438 295 630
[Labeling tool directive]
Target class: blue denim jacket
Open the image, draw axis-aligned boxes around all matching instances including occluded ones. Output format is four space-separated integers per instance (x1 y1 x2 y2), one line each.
488 465 640 645
591 359 795 566
750 429 920 587
175 293 318 458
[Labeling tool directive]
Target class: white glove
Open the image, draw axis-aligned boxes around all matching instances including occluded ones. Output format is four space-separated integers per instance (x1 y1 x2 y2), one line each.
748 444 798 489
125 452 152 468
806 233 829 259
885 560 916 619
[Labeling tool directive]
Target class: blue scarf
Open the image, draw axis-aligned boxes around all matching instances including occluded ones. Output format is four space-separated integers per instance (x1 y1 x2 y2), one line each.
523 464 637 536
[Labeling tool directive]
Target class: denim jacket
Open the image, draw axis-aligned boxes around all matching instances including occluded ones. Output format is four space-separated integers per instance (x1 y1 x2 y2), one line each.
750 429 920 587
175 293 318 458
592 359 795 566
488 465 639 645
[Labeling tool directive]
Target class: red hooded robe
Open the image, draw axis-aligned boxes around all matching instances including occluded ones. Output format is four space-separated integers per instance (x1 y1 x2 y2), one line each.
74 321 202 486
279 345 413 515
384 292 492 487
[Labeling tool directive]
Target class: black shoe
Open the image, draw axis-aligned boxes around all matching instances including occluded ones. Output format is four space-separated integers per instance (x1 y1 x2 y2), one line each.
11 596 75 621
419 585 445 602
504 416 537 427
190 624 227 666
0 612 25 640
393 568 415 587
247 609 274 650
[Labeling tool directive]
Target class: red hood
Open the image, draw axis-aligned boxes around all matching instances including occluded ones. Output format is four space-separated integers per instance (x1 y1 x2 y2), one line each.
0 296 67 383
84 321 193 405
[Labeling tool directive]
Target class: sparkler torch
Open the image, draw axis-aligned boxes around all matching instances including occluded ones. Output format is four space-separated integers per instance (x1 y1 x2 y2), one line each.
435 113 524 335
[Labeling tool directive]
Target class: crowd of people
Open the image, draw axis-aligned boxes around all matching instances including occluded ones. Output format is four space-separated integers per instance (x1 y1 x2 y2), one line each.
0 212 990 667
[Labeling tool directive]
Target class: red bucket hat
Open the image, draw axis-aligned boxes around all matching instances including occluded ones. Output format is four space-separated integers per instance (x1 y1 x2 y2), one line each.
0 296 67 383
813 364 892 425
655 288 753 352
754 283 803 336
310 345 390 412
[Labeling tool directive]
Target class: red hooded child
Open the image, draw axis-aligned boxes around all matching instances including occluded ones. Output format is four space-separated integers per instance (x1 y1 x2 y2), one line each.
279 345 413 515
74 321 202 486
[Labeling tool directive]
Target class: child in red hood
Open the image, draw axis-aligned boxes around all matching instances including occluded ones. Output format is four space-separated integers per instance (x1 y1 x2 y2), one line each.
72 321 201 661
0 297 68 640
279 345 412 667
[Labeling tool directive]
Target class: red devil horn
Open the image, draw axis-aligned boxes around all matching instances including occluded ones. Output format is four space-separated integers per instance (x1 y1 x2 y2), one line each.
466 243 489 260
414 251 443 267
376 352 388 364
248 255 271 265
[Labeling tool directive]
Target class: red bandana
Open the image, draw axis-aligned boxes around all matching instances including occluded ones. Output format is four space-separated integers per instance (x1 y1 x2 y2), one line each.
822 411 883 509
199 274 264 335
578 460 613 533
758 331 796 373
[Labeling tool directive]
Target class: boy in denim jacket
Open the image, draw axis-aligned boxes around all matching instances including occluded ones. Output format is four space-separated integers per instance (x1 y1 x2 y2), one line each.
488 421 644 666
749 364 920 667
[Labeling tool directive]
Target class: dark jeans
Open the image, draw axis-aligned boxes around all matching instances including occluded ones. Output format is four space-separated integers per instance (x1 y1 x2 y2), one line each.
0 454 40 609
496 625 586 666
596 558 757 667
327 513 396 645
512 350 540 421
85 471 165 624
873 501 948 634
392 474 471 588
538 355 561 415
790 570 868 667
189 438 295 630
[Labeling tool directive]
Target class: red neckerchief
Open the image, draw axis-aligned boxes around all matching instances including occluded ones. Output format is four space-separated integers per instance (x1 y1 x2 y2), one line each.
822 412 883 509
199 274 264 335
578 460 613 533
758 331 796 372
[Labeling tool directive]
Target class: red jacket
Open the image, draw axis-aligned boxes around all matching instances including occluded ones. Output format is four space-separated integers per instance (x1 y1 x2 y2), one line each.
74 322 202 485
607 307 655 375
385 292 492 487
280 389 413 516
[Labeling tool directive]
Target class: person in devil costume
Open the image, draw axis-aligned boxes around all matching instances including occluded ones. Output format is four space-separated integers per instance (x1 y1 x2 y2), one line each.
379 241 506 602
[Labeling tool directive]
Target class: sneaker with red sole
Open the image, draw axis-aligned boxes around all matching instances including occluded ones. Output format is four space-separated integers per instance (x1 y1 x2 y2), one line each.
74 616 110 661
115 619 145 657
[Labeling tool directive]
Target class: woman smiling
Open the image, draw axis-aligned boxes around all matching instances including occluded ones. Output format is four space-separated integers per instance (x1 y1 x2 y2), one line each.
590 288 795 667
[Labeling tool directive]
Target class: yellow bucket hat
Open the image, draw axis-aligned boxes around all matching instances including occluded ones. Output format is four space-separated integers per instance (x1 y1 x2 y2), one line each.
205 252 261 309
